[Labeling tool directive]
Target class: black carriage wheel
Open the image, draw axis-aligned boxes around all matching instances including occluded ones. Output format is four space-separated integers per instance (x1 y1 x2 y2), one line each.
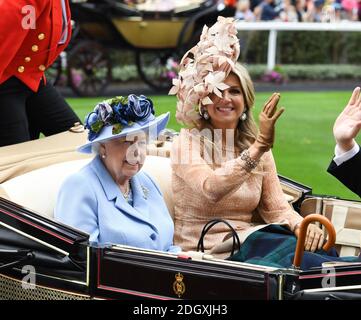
135 50 178 93
45 56 62 86
67 41 112 97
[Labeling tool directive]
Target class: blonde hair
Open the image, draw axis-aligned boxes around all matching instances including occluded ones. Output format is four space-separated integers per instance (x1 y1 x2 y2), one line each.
195 63 258 152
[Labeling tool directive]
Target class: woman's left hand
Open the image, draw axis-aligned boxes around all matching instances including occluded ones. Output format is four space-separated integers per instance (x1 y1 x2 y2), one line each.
255 93 285 153
294 223 324 252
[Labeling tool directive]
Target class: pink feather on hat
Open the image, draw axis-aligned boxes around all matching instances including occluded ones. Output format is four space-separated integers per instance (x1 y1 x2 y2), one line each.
169 16 240 126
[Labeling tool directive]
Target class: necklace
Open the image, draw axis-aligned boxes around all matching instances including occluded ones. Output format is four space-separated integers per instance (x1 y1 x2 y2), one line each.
122 181 131 201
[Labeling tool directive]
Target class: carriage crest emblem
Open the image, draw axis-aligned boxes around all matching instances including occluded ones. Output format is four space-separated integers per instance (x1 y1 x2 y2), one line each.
172 272 185 298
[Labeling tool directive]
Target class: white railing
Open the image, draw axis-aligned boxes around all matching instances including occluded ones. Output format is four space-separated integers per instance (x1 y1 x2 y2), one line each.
235 21 361 70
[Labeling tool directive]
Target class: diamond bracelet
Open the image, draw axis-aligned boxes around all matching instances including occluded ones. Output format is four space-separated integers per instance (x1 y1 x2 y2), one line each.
240 149 259 171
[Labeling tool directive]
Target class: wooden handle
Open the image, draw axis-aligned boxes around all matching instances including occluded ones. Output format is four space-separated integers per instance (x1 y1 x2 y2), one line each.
292 214 336 269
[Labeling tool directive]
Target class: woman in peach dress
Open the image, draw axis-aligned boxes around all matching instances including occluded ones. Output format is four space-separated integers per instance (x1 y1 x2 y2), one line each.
168 17 348 269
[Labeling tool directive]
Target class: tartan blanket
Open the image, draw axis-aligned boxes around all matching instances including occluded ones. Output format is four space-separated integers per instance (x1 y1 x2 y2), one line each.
228 225 359 270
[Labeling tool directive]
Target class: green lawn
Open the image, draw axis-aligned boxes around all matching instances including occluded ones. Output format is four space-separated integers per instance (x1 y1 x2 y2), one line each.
66 91 360 201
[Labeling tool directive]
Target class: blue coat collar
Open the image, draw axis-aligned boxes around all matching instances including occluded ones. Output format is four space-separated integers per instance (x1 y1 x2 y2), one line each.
90 156 120 201
90 156 156 231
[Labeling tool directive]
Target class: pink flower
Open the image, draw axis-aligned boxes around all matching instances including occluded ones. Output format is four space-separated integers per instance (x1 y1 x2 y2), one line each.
261 70 284 84
168 78 182 95
204 71 229 98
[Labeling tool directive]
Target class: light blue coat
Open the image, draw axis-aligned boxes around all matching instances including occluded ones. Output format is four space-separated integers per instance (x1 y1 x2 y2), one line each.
54 156 180 253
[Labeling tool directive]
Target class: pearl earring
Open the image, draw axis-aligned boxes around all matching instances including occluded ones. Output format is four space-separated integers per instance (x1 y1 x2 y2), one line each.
101 154 106 159
241 112 247 121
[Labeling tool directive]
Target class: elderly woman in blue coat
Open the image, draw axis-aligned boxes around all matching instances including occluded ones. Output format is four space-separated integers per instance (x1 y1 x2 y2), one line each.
55 95 180 253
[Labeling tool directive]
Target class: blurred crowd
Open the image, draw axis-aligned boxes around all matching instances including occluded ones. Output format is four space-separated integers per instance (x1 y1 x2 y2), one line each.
123 0 361 22
123 0 205 12
235 0 361 22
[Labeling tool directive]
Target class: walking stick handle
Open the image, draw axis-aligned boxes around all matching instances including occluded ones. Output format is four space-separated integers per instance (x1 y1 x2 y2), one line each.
293 214 336 269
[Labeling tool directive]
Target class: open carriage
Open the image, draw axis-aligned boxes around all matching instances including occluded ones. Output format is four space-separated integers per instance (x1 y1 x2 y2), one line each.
57 0 236 96
0 125 361 300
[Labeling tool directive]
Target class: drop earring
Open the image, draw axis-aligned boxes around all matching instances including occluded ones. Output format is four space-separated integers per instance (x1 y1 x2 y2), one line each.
240 112 247 121
202 108 210 120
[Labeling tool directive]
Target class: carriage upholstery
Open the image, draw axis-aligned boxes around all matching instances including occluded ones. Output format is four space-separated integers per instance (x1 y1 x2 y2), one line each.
301 197 361 257
0 127 90 184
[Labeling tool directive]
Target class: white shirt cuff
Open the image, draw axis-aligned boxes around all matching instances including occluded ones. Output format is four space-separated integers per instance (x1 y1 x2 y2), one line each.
333 142 359 166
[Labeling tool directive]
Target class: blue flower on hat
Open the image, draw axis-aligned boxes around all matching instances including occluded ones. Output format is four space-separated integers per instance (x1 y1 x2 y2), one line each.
126 94 154 120
85 112 101 141
84 94 155 141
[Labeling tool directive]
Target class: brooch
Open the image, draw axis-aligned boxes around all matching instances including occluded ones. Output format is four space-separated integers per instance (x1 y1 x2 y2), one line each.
141 185 149 200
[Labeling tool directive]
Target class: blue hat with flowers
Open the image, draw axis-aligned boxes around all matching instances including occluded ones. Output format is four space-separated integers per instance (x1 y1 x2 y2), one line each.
78 94 170 154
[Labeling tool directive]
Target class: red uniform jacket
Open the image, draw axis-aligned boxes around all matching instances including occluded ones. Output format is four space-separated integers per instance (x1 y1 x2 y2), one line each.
0 0 72 92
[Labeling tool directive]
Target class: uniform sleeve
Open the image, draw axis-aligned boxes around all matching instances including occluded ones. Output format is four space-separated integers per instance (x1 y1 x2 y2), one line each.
171 129 253 202
0 1 45 77
54 174 100 242
257 151 303 231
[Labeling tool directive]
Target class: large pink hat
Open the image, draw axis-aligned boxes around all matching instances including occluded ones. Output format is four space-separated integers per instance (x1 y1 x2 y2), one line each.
169 16 240 126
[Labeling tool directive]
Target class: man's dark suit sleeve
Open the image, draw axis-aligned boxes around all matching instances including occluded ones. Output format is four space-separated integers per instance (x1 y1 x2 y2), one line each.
327 149 361 197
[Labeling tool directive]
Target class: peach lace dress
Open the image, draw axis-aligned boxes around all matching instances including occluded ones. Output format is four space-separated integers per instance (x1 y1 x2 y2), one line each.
171 129 303 257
